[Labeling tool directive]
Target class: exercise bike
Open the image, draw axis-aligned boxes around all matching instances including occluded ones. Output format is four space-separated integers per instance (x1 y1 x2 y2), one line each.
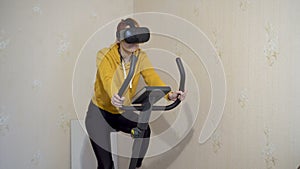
117 55 186 169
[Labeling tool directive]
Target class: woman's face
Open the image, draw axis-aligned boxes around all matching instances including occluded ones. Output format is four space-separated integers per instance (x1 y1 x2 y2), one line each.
118 24 140 53
120 41 139 53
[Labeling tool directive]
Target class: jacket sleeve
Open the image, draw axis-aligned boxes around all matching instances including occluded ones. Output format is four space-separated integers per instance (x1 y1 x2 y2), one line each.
97 50 115 99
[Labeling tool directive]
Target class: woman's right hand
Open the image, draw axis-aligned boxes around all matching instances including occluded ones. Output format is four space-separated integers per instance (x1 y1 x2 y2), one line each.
111 93 125 108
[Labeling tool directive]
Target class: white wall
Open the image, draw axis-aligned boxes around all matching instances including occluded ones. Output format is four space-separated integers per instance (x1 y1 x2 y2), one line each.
0 0 133 169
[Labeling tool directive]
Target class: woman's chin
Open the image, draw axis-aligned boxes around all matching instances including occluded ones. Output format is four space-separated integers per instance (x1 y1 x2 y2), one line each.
129 47 139 52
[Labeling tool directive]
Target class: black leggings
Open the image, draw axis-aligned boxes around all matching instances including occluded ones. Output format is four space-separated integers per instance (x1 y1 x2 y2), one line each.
85 101 151 169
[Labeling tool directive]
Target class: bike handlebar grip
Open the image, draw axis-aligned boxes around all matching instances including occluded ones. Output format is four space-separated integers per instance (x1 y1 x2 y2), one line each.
163 58 186 111
118 55 138 97
176 57 186 91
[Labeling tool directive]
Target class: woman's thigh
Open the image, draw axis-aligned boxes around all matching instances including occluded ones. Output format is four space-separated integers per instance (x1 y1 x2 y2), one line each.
85 101 115 152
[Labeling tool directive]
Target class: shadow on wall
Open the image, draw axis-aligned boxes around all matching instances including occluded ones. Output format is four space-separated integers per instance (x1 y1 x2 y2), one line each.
145 104 195 169
117 129 194 169
145 129 194 169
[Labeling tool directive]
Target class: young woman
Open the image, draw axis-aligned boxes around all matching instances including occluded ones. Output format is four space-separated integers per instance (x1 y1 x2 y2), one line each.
85 18 186 169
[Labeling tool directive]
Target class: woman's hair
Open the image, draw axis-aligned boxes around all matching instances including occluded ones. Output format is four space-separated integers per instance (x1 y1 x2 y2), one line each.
116 18 139 40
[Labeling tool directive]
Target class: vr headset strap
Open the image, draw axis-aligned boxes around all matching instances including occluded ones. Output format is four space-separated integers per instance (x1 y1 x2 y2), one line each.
124 19 136 28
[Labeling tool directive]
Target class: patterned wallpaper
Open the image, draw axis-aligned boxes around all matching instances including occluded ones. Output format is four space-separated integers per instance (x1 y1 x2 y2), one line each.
133 0 300 169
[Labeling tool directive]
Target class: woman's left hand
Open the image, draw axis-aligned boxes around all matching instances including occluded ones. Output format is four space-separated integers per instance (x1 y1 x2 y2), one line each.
168 90 187 101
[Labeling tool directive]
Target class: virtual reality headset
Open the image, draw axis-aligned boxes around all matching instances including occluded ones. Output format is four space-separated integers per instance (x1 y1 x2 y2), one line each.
116 19 150 44
118 27 150 44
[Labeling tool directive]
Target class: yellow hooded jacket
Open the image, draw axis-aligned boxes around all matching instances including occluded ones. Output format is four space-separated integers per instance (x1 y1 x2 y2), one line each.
92 43 167 114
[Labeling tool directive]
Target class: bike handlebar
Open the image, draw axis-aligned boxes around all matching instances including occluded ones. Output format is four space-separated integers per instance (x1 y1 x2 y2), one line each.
118 56 186 111
118 55 138 97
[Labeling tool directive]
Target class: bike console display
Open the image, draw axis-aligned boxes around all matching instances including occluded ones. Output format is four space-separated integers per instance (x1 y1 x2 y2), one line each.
131 86 171 105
